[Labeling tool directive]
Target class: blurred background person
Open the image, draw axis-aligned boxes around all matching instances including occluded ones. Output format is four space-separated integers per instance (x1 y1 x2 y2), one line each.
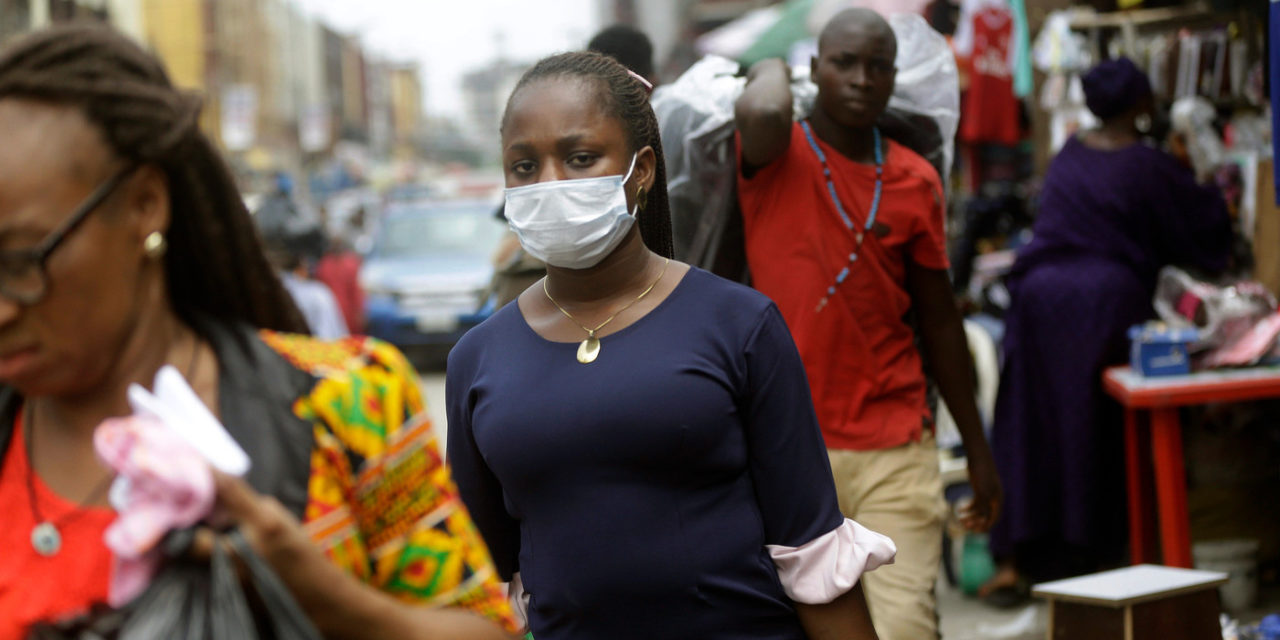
587 24 657 86
0 25 517 639
486 220 547 309
314 233 366 335
254 170 303 239
982 57 1233 604
265 229 350 340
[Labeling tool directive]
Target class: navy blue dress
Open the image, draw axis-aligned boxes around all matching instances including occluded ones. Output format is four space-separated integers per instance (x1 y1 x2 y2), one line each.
446 267 844 639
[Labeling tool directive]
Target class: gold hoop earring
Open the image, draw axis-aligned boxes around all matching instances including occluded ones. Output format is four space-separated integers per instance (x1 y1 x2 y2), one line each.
143 231 167 259
636 185 647 212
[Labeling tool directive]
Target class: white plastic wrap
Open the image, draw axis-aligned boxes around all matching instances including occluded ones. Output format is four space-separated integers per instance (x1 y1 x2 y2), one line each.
1032 10 1092 73
885 13 960 184
650 56 745 276
1170 96 1226 182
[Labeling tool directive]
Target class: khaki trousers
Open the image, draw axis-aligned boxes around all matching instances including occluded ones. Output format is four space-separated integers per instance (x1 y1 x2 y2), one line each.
827 434 947 640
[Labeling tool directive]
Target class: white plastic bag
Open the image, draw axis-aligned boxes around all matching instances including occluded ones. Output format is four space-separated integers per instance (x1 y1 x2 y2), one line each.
1170 96 1226 182
883 13 960 183
1032 10 1092 73
650 56 746 277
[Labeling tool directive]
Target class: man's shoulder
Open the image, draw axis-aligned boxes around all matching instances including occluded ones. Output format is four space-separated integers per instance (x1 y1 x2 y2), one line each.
884 139 942 189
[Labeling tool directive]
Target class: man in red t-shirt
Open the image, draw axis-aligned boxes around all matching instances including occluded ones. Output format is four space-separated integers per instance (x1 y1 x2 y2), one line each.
735 9 1001 639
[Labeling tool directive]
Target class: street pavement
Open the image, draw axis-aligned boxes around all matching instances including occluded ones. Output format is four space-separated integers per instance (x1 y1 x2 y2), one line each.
420 372 449 452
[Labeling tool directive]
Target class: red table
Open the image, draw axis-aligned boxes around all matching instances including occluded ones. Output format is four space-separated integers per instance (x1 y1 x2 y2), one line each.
1103 366 1280 568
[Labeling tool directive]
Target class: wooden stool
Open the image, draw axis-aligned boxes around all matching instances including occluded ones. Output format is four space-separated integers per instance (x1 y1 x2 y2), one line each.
1033 565 1227 640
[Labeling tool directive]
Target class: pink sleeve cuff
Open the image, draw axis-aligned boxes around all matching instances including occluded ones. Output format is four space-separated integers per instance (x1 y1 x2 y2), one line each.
766 519 897 604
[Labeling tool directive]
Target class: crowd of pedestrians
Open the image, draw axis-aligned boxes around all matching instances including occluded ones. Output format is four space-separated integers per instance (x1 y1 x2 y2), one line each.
0 5 1240 639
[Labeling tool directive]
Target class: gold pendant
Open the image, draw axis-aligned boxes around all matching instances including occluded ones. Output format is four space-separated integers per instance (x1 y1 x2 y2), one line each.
577 337 600 364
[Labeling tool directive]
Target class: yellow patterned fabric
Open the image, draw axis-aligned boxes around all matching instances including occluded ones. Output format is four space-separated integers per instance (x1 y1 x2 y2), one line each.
258 331 519 632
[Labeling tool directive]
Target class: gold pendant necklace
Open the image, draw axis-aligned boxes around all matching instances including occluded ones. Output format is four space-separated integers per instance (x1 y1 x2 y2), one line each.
543 258 671 364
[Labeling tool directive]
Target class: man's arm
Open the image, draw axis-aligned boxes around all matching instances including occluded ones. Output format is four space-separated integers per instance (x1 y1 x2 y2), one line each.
735 58 794 173
794 582 879 640
905 262 1003 532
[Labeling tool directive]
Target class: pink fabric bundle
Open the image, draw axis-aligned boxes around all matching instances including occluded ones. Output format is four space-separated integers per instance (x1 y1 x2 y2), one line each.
1202 312 1280 369
94 414 215 607
92 365 250 607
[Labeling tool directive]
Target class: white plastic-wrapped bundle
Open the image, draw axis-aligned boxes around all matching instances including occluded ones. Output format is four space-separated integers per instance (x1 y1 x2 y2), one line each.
1170 96 1226 182
883 13 960 184
650 56 746 278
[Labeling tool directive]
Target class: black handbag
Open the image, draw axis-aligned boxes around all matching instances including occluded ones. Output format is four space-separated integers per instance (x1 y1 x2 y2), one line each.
27 529 321 640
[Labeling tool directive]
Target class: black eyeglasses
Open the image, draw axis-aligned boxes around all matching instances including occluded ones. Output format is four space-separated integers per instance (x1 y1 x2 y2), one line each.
0 165 138 305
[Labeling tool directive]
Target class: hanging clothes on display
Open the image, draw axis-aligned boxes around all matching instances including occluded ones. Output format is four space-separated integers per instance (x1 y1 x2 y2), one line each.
1009 0 1033 99
1270 0 1278 204
958 2 1022 146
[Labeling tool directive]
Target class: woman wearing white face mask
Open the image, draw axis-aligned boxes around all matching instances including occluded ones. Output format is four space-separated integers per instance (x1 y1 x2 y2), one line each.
445 52 894 640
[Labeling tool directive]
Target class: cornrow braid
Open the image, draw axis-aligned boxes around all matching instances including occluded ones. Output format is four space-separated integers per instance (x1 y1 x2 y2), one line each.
503 51 674 259
0 24 308 336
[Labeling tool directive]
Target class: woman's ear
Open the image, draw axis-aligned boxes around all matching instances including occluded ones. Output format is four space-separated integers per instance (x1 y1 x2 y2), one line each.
126 164 171 247
635 144 657 192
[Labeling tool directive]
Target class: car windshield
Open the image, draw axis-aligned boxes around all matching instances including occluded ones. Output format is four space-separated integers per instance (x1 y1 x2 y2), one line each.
375 203 505 258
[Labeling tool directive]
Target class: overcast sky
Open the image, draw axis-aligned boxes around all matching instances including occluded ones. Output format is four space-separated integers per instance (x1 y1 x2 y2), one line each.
293 0 601 118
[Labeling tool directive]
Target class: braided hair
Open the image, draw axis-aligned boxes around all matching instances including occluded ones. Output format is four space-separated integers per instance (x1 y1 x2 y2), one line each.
0 24 308 335
502 51 674 259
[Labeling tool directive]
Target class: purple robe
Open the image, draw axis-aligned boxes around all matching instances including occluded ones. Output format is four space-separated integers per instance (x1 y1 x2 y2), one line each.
988 136 1231 576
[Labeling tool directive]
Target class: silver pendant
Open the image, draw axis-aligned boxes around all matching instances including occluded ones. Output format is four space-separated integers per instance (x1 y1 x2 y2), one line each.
577 337 600 364
31 522 61 556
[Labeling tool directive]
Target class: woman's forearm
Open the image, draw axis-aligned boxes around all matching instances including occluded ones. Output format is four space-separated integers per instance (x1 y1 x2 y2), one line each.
281 548 517 640
794 582 879 640
213 472 517 640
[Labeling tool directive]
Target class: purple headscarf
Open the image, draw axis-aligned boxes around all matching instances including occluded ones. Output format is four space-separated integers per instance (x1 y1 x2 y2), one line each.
1081 57 1152 120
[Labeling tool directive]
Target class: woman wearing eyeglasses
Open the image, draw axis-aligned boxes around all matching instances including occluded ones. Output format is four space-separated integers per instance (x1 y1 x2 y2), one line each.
0 26 517 639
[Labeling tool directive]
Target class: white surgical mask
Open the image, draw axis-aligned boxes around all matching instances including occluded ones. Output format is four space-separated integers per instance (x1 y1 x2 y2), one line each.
503 154 639 269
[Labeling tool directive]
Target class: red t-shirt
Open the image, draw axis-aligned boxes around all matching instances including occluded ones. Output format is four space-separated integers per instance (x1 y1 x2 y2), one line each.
0 414 113 640
738 123 949 450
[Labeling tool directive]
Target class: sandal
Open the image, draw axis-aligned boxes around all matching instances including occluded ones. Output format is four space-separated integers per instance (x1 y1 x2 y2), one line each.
981 580 1031 609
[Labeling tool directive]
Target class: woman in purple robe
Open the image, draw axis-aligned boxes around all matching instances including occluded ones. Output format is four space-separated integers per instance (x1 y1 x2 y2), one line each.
980 58 1233 603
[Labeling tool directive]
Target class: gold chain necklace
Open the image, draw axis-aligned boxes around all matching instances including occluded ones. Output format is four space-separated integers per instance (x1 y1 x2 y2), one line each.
543 258 671 364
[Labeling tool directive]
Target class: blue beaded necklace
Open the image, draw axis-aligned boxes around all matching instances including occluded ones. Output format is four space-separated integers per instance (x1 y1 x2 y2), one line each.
798 119 883 313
